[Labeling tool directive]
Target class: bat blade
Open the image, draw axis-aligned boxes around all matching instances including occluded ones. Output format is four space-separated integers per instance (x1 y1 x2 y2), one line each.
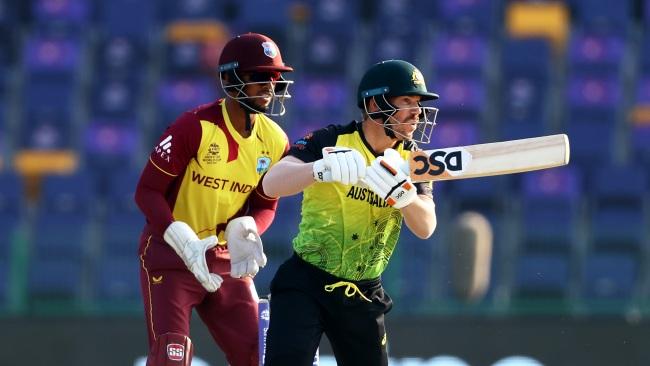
409 134 570 182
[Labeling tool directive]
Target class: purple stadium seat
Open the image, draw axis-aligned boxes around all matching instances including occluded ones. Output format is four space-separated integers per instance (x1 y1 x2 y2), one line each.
568 30 625 75
84 121 139 157
566 121 615 171
522 167 581 200
157 78 217 121
96 36 148 82
33 0 90 30
429 120 480 149
23 35 81 76
292 76 348 115
433 31 487 77
566 75 621 108
164 41 205 75
435 77 485 120
593 164 647 205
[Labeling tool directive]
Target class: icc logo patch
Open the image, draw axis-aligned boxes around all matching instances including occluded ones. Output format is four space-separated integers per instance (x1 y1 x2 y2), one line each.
202 143 221 164
256 156 271 175
167 343 185 361
262 41 278 58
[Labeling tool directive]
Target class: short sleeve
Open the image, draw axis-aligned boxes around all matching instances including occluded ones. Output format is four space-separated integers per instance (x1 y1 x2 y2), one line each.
148 113 202 176
288 125 339 163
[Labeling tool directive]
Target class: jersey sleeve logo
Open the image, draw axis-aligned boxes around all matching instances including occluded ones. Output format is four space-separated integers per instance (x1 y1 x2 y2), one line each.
154 135 172 162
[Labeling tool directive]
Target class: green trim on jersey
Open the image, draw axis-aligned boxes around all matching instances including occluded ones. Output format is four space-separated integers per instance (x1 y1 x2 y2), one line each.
288 122 432 280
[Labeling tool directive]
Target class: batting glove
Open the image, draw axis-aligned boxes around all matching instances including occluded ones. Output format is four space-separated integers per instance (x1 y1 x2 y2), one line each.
164 221 223 292
312 146 366 185
225 216 267 278
365 148 417 209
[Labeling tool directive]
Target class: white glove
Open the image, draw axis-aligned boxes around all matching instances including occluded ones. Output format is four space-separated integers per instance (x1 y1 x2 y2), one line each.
312 146 366 185
164 221 223 292
225 216 267 278
364 148 417 209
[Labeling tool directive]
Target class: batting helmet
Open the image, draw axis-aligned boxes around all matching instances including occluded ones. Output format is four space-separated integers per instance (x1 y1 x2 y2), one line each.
218 33 293 116
357 60 439 144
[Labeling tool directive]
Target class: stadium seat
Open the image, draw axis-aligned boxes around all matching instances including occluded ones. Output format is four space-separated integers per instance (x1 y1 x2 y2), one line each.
94 256 140 302
157 77 217 125
98 0 156 39
159 0 222 23
32 0 90 33
0 259 7 307
568 30 626 76
435 77 485 121
433 31 488 78
514 253 570 297
28 257 83 301
582 252 638 299
428 120 480 150
436 0 498 33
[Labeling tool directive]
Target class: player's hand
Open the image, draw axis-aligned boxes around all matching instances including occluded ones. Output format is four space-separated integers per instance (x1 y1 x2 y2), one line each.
364 148 417 209
225 216 267 278
312 146 366 185
164 221 223 292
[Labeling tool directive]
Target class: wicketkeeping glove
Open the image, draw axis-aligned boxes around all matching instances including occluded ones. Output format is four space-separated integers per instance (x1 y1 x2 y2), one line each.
312 146 366 185
164 221 223 292
364 148 417 209
225 216 267 278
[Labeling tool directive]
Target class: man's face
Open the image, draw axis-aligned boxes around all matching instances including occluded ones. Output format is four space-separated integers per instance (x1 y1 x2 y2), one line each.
240 71 281 112
387 95 422 139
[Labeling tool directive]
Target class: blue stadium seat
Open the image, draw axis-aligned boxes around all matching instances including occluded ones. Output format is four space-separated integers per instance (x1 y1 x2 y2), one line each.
102 213 143 257
436 0 498 33
566 75 621 123
28 257 83 300
95 36 148 83
302 31 350 75
590 208 645 252
582 253 638 299
159 0 222 23
163 41 206 76
569 0 631 30
514 253 570 296
565 121 615 171
90 80 139 118
399 229 437 310
452 175 508 215
94 256 140 302
99 0 157 39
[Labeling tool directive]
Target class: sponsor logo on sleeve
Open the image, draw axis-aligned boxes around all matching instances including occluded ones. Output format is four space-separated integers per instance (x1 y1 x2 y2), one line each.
167 343 185 361
154 135 172 162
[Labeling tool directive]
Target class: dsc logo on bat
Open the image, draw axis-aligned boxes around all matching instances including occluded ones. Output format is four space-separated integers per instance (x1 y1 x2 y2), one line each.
412 148 472 177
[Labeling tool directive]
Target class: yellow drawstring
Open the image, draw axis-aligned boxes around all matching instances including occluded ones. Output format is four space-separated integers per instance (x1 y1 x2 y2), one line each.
324 281 372 302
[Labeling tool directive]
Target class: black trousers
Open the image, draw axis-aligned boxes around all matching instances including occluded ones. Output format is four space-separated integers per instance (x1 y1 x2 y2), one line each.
265 253 393 366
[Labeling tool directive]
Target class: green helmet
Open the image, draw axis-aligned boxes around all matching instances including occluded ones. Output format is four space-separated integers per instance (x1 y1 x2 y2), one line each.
357 59 439 108
357 60 439 144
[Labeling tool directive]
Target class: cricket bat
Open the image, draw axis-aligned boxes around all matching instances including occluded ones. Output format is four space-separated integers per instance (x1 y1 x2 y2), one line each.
408 134 570 182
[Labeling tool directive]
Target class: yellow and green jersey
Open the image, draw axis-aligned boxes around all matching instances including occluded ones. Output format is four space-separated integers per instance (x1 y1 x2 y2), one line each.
288 121 432 280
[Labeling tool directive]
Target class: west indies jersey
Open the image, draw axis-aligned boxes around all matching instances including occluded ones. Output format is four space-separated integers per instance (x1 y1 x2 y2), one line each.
137 99 288 247
288 121 433 280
